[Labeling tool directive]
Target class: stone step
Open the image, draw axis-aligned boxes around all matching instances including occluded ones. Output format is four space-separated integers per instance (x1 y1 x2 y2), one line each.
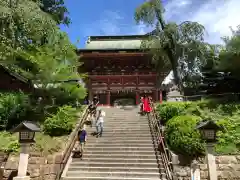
89 133 151 137
85 140 153 145
88 129 150 132
64 176 160 180
68 166 160 173
83 149 155 154
70 162 158 168
84 146 154 151
90 129 151 132
85 143 154 148
88 124 149 127
105 117 142 119
103 122 149 125
106 117 145 119
85 136 153 141
86 139 153 143
66 171 160 179
92 131 151 134
82 153 157 159
71 157 157 163
103 123 148 126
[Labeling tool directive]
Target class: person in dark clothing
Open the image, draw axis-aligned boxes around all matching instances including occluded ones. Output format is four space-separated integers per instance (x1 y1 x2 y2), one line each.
77 124 87 160
93 95 99 105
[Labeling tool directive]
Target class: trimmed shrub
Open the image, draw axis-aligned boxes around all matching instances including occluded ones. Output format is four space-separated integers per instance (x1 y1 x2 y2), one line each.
43 105 77 136
156 102 189 124
165 115 205 157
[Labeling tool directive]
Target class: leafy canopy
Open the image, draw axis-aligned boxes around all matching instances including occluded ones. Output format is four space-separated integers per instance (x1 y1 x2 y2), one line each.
0 0 85 99
134 0 214 89
218 26 240 76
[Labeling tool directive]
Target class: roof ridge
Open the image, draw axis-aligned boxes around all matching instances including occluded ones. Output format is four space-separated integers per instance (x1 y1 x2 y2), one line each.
0 65 29 83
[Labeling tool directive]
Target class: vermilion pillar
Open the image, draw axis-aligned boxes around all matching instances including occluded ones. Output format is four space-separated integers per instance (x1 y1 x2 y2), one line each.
107 91 110 106
159 90 163 104
88 90 93 102
154 90 158 102
135 91 139 105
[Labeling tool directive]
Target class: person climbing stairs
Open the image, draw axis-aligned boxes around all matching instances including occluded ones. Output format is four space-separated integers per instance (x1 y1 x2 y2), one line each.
62 107 167 180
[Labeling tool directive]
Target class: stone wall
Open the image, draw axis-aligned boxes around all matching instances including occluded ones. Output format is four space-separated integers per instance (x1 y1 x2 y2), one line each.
173 155 240 180
3 153 63 180
2 107 89 180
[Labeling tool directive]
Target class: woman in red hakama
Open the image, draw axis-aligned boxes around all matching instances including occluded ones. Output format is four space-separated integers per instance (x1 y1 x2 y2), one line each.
143 95 152 113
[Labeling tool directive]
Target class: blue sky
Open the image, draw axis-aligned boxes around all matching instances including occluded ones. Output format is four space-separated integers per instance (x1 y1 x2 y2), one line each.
61 0 150 48
61 0 240 48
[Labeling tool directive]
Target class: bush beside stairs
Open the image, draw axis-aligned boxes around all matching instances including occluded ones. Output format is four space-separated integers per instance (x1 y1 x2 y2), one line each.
62 107 167 180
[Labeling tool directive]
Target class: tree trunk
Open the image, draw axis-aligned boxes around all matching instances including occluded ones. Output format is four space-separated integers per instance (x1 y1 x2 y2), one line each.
155 6 183 93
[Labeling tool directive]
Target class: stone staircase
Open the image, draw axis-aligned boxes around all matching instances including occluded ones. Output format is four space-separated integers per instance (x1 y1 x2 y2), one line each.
62 106 166 180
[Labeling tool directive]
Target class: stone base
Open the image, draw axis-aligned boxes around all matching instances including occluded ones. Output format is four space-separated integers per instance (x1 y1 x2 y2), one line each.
13 176 30 180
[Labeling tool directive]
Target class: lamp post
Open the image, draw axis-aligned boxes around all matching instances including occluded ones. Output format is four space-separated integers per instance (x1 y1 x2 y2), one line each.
12 121 41 180
196 120 223 180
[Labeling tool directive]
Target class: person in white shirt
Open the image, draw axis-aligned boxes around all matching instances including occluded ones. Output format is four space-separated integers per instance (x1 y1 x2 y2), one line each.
96 109 105 137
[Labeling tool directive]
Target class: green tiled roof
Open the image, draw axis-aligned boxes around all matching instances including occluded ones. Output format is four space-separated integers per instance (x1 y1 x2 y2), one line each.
84 35 146 50
85 39 142 50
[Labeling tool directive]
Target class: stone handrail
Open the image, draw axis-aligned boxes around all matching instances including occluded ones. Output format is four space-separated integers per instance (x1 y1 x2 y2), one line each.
149 103 174 180
55 107 89 180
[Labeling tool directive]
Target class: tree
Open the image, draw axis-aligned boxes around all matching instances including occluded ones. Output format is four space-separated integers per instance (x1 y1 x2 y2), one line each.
134 0 211 92
34 0 71 25
15 31 86 99
0 0 57 64
0 0 86 100
218 25 240 77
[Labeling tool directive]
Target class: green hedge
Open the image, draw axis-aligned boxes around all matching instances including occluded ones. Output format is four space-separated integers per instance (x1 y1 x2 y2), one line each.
156 101 240 155
156 102 189 124
165 115 205 157
43 105 79 136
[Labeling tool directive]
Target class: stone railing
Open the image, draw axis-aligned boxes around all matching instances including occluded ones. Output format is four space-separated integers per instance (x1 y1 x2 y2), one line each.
2 106 89 180
173 155 240 180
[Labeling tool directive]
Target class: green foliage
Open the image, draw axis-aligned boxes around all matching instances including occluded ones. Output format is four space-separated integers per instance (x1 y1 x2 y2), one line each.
31 132 69 155
35 0 71 25
134 0 212 90
156 101 240 155
0 0 86 155
0 0 57 62
156 102 187 123
0 0 85 101
0 92 30 130
0 131 19 153
43 105 78 136
215 115 240 154
218 26 240 77
165 115 205 157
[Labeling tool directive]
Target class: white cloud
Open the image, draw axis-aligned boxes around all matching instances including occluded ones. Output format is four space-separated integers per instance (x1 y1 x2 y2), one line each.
164 0 240 44
82 0 240 84
83 0 240 44
162 0 240 83
83 10 151 36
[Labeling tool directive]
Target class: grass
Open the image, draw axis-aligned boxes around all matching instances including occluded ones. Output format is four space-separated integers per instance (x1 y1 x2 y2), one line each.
0 106 86 156
0 131 69 156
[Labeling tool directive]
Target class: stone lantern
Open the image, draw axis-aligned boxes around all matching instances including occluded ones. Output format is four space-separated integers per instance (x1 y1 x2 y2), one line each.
196 120 223 180
12 121 41 180
196 120 223 143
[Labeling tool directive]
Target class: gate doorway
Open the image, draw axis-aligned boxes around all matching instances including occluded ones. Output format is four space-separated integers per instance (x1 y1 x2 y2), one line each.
110 92 136 106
